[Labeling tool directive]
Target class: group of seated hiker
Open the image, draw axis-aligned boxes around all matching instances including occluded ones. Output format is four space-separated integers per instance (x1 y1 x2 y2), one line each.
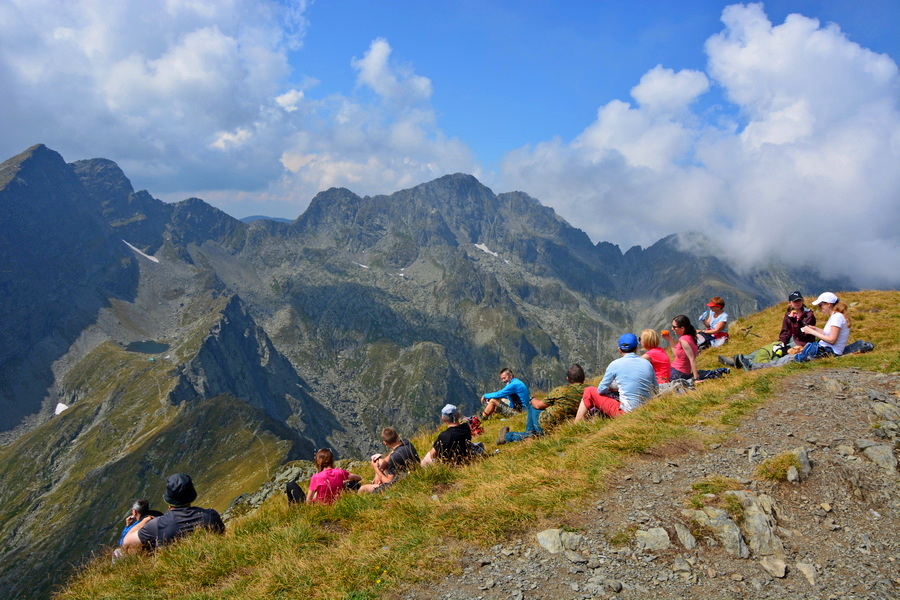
719 290 870 371
117 290 872 555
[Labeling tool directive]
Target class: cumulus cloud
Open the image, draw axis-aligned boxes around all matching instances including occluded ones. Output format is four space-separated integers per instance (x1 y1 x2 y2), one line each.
499 2 900 288
0 0 303 192
0 0 475 221
272 37 476 204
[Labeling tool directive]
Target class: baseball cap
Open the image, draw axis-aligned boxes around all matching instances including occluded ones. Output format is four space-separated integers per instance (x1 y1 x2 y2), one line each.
788 291 803 302
812 292 839 305
617 333 638 352
441 404 459 417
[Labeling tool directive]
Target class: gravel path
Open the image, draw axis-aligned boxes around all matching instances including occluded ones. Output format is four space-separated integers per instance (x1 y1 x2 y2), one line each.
397 368 900 600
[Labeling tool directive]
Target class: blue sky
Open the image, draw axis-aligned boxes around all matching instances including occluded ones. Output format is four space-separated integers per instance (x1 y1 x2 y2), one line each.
1 1 898 286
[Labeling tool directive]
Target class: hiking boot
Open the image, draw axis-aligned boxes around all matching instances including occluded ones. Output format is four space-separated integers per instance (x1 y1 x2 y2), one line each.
733 354 752 371
496 426 509 445
718 355 735 367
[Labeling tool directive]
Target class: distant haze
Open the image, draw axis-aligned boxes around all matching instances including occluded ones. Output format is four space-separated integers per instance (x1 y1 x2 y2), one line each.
0 2 897 287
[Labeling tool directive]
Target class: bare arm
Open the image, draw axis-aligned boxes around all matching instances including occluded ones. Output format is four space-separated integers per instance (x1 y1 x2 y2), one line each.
420 448 436 466
121 515 154 550
703 321 727 334
530 397 549 410
680 338 699 379
802 324 838 345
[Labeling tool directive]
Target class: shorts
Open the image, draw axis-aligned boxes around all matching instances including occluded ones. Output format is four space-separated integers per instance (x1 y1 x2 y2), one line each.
496 401 520 417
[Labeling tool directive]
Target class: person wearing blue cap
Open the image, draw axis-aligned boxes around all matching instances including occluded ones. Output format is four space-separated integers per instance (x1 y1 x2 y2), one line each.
575 333 658 421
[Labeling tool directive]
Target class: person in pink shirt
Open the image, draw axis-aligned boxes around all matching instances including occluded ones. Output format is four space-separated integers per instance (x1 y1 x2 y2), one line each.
307 448 362 505
639 329 670 383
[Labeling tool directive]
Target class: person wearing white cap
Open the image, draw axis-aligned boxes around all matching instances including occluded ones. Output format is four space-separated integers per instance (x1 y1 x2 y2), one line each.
744 292 850 370
420 404 474 466
801 292 851 356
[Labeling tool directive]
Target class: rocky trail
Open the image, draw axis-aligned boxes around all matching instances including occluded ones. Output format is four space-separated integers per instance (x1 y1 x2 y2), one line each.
397 368 900 600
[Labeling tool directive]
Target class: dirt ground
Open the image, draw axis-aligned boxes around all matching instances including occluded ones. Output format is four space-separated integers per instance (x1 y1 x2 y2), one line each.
396 368 900 600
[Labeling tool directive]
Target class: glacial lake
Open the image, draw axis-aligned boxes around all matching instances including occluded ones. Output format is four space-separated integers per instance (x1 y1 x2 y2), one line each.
124 341 170 354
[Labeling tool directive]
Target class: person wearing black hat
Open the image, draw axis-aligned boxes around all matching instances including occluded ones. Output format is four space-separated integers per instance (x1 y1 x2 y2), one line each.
122 473 225 550
779 291 817 348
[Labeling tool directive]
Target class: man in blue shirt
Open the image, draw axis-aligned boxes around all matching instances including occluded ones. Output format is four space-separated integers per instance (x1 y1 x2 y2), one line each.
575 333 658 421
480 368 529 419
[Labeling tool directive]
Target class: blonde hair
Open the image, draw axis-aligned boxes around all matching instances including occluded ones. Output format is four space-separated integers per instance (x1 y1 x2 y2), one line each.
640 329 661 350
831 300 850 325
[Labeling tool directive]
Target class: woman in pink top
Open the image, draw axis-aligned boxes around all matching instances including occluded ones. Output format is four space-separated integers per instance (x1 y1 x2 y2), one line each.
307 448 362 505
639 329 670 383
661 315 700 380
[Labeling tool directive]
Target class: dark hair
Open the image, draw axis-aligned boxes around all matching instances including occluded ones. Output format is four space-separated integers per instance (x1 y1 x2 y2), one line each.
499 367 514 378
672 315 697 339
381 427 399 445
566 364 585 384
315 448 335 471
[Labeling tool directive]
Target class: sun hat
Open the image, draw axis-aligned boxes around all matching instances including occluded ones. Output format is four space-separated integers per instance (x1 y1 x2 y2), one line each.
163 473 197 507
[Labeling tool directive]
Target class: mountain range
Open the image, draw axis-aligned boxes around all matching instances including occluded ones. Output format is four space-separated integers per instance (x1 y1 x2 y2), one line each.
0 144 848 599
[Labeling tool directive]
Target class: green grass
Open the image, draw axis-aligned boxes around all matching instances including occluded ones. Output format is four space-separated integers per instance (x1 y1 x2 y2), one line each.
55 291 899 600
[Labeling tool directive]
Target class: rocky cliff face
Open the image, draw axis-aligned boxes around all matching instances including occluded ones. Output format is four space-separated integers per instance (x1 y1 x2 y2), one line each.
0 145 138 437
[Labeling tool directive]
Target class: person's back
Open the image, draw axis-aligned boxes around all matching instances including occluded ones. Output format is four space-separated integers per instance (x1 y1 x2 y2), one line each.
132 474 224 549
384 438 420 475
139 505 225 548
434 421 473 464
602 353 658 411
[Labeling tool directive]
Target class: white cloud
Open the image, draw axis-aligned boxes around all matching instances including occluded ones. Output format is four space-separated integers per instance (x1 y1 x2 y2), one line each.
0 0 304 192
276 89 304 112
0 1 474 223
499 3 900 288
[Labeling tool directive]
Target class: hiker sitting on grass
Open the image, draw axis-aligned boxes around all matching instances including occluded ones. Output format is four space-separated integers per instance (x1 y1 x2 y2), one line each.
421 404 477 465
358 427 421 494
662 316 729 381
479 368 529 419
739 292 851 370
122 473 224 551
307 448 362 504
575 334 658 421
719 290 817 369
497 364 587 444
697 296 729 349
112 498 163 561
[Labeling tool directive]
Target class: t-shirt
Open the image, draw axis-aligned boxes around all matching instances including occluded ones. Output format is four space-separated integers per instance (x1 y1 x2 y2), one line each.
598 353 658 412
137 506 225 548
309 468 351 504
538 383 587 430
671 335 699 375
433 423 473 464
384 439 421 476
819 312 850 355
642 347 671 383
700 310 729 334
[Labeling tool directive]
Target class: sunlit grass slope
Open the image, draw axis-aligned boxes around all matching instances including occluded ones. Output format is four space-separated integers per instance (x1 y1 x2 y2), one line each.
56 291 899 600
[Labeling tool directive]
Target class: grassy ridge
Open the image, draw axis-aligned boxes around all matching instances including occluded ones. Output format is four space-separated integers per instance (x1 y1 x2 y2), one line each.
55 291 899 600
